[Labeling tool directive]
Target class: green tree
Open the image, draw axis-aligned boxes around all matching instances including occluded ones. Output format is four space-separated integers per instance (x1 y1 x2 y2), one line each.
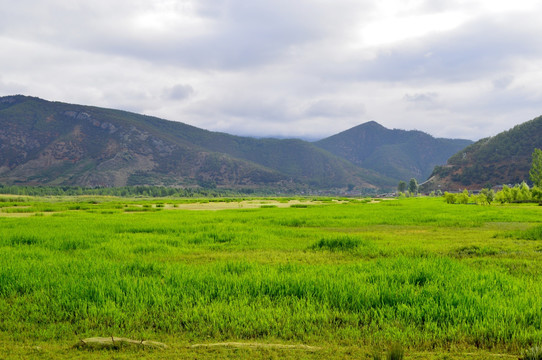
480 188 495 205
397 181 407 193
473 193 486 205
444 192 456 204
457 189 470 204
519 181 531 201
530 148 542 187
511 185 521 202
495 185 510 204
408 178 418 195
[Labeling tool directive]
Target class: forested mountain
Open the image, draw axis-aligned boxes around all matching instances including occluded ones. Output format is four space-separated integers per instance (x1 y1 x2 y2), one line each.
314 121 472 182
0 95 391 191
424 115 542 191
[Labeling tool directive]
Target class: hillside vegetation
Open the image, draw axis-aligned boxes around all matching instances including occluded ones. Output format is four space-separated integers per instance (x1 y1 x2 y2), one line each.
0 95 474 191
315 121 472 182
0 95 390 191
427 115 542 190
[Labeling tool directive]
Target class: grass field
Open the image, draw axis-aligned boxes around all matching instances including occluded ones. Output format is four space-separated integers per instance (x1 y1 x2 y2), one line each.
1 195 541 359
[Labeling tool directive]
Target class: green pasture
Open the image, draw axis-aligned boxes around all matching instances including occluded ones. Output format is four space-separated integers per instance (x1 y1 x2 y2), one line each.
0 196 541 359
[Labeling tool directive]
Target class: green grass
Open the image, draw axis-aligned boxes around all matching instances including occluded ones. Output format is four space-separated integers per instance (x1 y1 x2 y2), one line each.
0 196 541 359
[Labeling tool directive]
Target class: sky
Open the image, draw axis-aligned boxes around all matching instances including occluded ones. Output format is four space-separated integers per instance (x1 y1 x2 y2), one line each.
1 0 541 141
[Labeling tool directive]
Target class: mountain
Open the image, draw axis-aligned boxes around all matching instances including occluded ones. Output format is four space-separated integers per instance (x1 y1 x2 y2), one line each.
314 121 473 183
0 95 391 190
423 115 542 191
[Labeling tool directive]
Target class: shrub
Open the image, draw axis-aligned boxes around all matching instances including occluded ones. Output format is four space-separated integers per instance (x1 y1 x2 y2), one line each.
496 185 513 203
444 192 456 204
519 182 532 201
456 189 470 204
480 188 495 204
532 186 542 203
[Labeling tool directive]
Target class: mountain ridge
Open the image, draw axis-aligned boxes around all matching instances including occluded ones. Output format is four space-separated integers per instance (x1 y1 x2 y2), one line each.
0 95 472 191
0 95 391 190
314 121 472 182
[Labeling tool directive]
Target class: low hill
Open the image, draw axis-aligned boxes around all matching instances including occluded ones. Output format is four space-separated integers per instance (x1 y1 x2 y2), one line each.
0 95 391 190
314 121 472 183
423 115 542 191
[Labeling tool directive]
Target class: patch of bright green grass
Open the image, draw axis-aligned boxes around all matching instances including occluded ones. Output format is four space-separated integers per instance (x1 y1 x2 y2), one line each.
0 196 541 359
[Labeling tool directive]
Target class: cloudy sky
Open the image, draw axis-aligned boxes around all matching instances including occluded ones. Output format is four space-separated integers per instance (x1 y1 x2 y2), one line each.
1 0 541 140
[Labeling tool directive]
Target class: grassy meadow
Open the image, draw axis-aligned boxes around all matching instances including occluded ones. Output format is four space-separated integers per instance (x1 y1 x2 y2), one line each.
1 195 542 359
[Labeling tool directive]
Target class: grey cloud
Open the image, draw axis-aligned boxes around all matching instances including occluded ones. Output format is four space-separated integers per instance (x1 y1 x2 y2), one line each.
304 99 366 118
0 0 374 70
1 0 542 142
0 76 26 95
404 92 440 109
352 15 542 83
215 98 291 122
492 76 514 90
165 84 194 100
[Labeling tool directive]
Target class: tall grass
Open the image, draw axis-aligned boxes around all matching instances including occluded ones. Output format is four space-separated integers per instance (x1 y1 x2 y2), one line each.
0 196 541 353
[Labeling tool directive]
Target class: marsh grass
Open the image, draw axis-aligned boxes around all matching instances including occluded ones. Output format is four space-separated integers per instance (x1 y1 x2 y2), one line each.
290 204 310 208
524 345 542 360
452 245 499 258
309 236 365 251
0 196 541 358
499 224 542 240
519 225 542 240
388 343 405 360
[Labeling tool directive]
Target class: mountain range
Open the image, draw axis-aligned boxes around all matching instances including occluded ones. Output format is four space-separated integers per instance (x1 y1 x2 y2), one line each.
0 95 472 191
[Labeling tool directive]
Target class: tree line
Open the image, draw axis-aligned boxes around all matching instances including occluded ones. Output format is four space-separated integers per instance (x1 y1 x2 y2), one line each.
0 184 269 198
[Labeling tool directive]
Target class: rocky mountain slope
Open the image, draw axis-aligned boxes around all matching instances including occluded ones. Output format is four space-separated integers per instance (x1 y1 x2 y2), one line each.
0 95 390 190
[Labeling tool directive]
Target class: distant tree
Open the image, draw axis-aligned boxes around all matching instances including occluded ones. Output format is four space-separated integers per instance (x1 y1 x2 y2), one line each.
519 181 531 201
456 189 470 204
444 192 456 204
480 188 495 205
532 186 542 203
530 148 542 187
397 181 407 193
408 178 418 195
495 185 511 204
473 193 486 205
510 185 520 202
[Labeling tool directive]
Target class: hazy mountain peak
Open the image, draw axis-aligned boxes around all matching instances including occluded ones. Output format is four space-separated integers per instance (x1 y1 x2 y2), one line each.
315 122 472 182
